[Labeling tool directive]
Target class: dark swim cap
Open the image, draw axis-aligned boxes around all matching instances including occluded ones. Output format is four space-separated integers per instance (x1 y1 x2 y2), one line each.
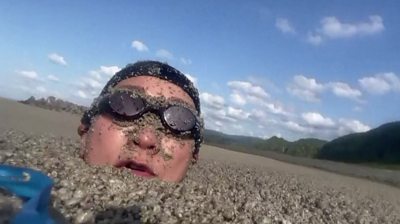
81 60 203 153
101 60 200 112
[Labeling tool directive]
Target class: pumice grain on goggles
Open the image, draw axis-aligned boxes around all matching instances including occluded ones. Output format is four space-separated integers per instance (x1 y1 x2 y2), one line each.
97 89 201 136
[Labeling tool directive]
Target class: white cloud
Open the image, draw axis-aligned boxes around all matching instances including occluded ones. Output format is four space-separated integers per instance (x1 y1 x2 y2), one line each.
338 119 370 136
180 57 192 65
275 18 296 34
307 15 384 45
306 32 323 45
36 86 46 93
320 15 384 39
353 106 363 112
47 75 60 82
287 75 325 102
329 82 362 101
184 73 197 85
246 95 264 105
48 53 67 66
89 71 102 81
88 65 121 82
381 73 400 90
76 76 104 100
263 102 290 116
200 92 225 110
293 75 325 92
247 76 281 94
359 72 400 94
273 116 356 140
232 124 243 131
228 81 269 99
131 40 149 52
80 78 103 90
204 108 236 123
302 112 335 128
77 90 88 99
289 75 368 102
359 76 391 94
230 92 247 106
227 106 250 120
100 66 121 76
73 65 121 102
248 109 280 126
284 121 309 133
215 121 223 127
249 109 267 121
156 49 174 59
200 92 251 133
17 70 39 80
226 80 291 117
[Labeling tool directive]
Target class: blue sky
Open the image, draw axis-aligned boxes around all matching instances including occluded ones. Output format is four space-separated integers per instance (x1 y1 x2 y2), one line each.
1 1 399 141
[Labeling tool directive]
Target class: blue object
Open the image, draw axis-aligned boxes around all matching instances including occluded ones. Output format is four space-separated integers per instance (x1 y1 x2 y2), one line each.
0 164 55 224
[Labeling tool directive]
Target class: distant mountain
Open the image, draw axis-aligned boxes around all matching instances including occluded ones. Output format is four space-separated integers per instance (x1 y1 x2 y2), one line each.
19 96 88 115
287 138 327 157
204 129 327 158
317 121 400 163
203 129 262 147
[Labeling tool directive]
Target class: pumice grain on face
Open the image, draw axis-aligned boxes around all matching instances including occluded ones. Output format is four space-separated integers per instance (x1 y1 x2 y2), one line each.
118 112 177 161
160 148 173 161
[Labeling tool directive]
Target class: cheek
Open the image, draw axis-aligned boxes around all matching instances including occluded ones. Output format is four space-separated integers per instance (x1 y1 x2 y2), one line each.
83 115 127 165
155 137 194 181
161 138 193 161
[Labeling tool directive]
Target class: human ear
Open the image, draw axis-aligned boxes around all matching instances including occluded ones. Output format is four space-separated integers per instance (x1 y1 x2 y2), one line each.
191 153 198 164
77 123 89 137
77 123 89 159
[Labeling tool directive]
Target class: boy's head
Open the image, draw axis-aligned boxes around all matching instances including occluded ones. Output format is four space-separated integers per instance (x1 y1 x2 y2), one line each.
78 61 203 182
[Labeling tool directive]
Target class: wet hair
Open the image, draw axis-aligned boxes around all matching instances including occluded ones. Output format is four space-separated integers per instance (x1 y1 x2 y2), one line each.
81 60 203 154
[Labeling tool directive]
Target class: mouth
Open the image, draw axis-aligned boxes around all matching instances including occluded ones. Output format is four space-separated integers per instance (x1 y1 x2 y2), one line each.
115 160 156 178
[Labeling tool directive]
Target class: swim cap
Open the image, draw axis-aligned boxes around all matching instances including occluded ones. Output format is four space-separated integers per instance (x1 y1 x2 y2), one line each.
81 60 203 154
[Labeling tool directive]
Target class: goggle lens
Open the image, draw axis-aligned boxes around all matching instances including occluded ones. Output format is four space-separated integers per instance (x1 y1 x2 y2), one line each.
109 92 145 117
163 106 196 132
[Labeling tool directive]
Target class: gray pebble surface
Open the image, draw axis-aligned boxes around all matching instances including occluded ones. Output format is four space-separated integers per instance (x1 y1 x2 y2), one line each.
0 130 399 224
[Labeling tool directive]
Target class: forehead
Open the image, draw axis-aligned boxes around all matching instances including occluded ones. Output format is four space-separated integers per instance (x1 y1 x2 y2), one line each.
114 76 196 109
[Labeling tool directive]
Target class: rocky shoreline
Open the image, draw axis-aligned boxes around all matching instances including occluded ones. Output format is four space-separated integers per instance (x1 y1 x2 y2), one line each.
1 130 399 223
19 96 87 115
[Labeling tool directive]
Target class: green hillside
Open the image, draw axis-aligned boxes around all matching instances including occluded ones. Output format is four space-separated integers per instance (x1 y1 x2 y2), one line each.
203 130 265 152
287 138 327 157
203 129 327 158
317 121 400 164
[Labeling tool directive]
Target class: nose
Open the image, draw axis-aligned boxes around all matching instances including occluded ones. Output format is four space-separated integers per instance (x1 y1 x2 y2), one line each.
133 127 159 152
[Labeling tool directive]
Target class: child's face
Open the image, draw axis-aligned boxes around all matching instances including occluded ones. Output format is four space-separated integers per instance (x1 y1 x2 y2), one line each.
80 76 197 182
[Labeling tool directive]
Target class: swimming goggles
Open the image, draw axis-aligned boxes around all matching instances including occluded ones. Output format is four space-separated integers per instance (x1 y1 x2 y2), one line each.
97 90 201 136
